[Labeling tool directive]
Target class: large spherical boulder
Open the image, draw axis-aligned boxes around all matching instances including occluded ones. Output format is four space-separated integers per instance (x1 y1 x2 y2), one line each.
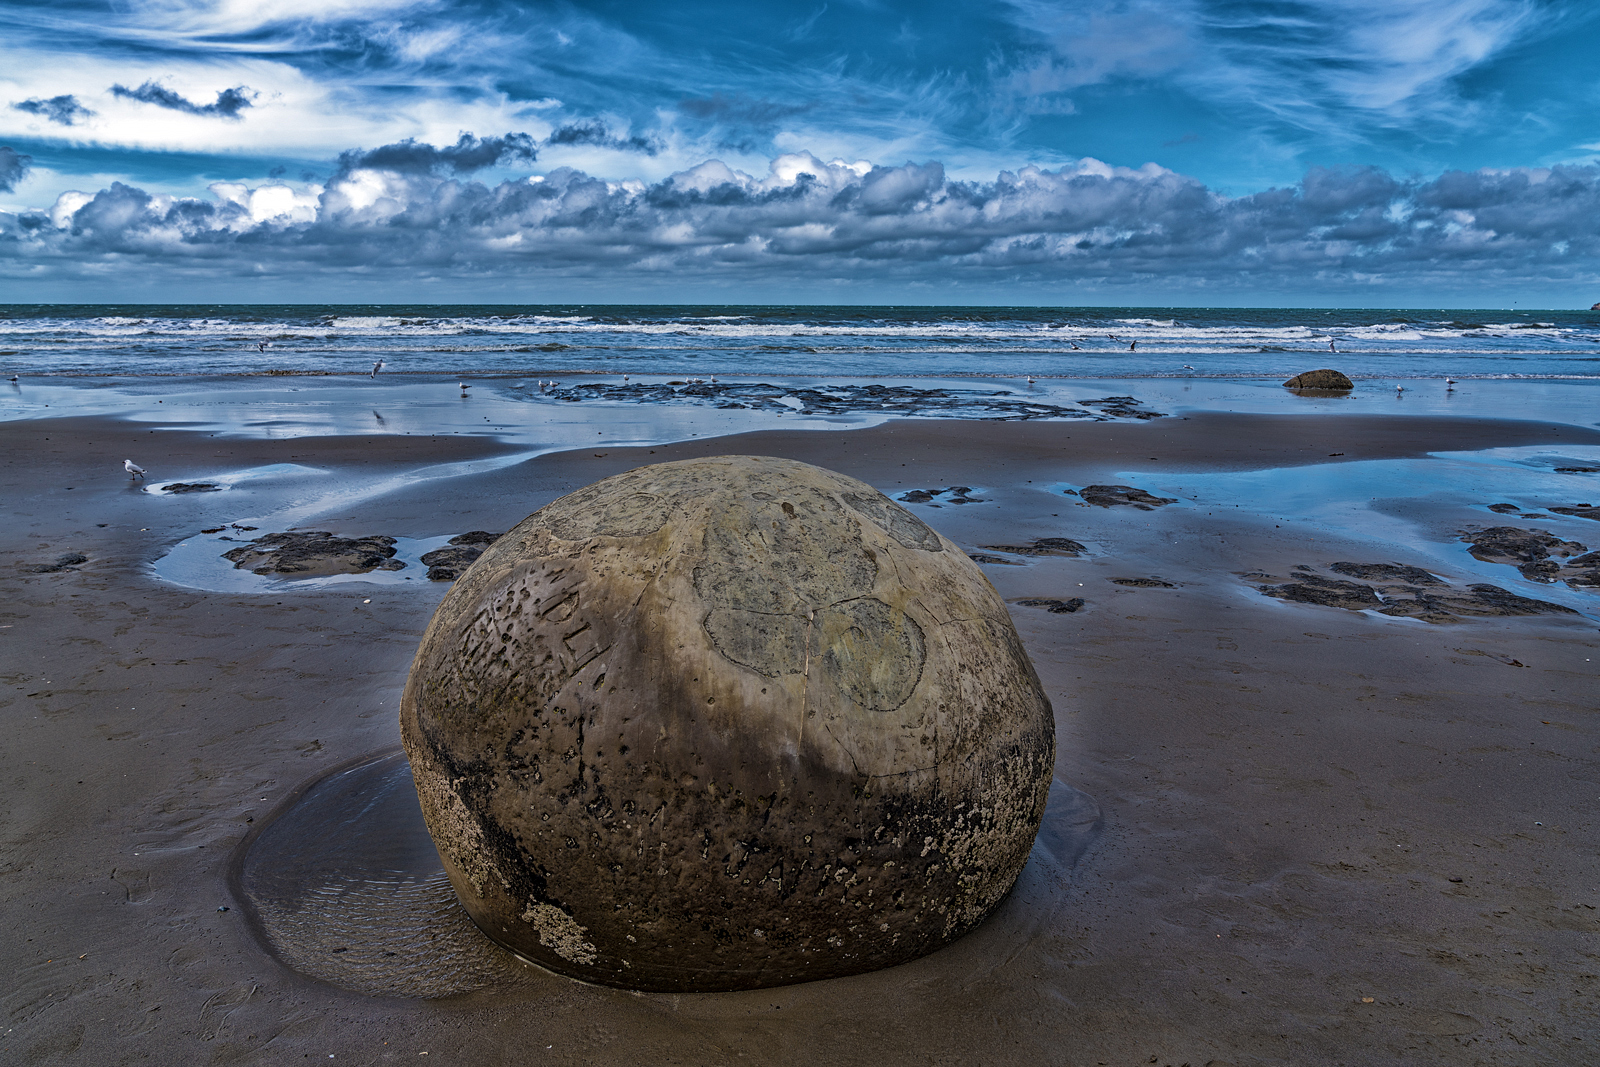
400 456 1055 991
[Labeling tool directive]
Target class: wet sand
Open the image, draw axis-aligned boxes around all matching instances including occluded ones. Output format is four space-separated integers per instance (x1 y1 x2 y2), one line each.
3 398 1599 1065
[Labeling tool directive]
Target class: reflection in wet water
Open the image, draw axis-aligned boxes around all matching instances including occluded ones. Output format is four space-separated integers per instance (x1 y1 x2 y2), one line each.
236 751 527 998
156 532 457 593
237 752 1101 1000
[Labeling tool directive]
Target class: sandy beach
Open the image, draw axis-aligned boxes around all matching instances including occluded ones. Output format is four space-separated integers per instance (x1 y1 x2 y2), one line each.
3 381 1599 1065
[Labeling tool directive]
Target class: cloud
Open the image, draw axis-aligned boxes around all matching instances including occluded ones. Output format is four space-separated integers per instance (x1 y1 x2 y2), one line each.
5 142 1600 298
1000 0 1546 135
335 133 538 176
12 95 96 126
110 81 256 119
679 94 815 128
0 146 32 192
545 121 660 156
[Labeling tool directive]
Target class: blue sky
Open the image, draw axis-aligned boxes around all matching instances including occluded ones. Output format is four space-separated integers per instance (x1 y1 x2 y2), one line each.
2 0 1599 305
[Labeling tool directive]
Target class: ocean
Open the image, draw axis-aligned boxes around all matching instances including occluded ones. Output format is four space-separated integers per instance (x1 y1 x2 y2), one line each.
2 305 1597 380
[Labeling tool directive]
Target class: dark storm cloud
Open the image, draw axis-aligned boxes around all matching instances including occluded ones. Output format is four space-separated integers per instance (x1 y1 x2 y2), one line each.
110 81 255 119
335 133 538 176
0 146 32 192
545 122 660 156
12 95 96 126
6 144 1600 295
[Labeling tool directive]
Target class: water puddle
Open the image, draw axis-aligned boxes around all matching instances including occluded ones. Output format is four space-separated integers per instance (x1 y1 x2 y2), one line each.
1099 446 1600 615
154 531 457 592
234 751 527 999
142 462 326 496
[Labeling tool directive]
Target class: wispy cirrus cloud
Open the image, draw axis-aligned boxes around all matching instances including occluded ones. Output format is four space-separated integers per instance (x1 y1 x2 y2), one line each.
998 0 1549 136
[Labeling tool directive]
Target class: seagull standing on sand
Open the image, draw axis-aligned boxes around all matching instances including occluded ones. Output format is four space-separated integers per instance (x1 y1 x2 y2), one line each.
1445 377 1457 391
124 459 146 479
1026 375 1036 384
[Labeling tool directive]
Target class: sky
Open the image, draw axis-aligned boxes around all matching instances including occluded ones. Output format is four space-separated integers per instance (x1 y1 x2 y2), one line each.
2 0 1599 306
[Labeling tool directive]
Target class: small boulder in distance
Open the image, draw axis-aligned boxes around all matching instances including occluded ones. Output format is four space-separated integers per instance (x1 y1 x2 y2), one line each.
1284 368 1354 390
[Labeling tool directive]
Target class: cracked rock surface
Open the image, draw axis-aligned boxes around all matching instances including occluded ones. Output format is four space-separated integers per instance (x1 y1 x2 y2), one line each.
400 456 1055 992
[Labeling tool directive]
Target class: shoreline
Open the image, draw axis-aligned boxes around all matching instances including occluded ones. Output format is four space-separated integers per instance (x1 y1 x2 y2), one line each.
2 395 1598 1064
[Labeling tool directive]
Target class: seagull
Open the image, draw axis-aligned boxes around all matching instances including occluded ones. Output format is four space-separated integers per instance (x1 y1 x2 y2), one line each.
370 360 383 378
1026 375 1036 384
1395 385 1406 395
1445 377 1457 391
1182 364 1195 371
124 459 146 479
1128 341 1137 351
257 340 268 354
1328 339 1337 353
1070 342 1080 350
6 374 17 383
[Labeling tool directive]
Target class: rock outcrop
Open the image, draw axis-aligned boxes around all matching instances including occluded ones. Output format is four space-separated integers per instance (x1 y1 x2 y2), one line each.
1283 369 1354 390
420 531 503 581
221 532 404 576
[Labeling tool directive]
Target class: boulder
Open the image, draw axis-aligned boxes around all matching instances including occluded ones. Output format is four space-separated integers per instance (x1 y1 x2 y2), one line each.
400 456 1055 992
1283 369 1354 390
